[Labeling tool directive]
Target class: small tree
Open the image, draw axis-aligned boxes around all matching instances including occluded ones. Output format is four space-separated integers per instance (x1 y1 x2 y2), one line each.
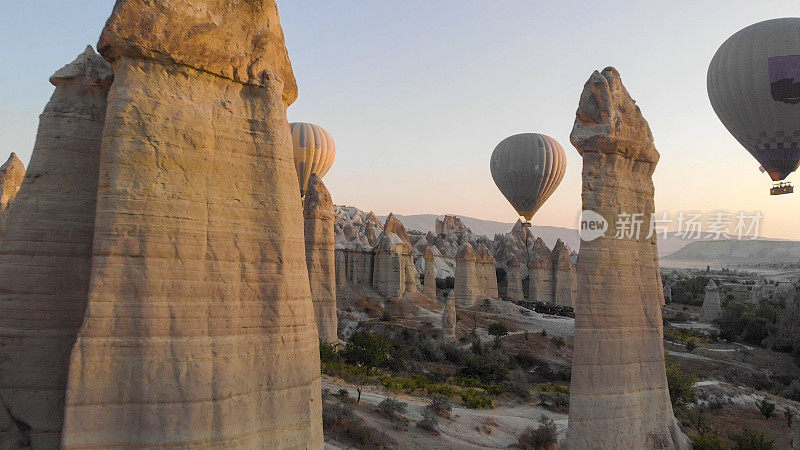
729 428 774 449
685 338 698 352
758 399 776 420
517 416 557 450
488 322 509 348
785 408 794 428
551 336 565 349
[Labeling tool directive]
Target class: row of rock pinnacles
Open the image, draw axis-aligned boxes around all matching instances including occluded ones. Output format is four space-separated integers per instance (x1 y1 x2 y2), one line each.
0 0 328 447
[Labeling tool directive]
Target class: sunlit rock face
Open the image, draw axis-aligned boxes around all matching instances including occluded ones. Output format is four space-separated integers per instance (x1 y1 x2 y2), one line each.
454 242 479 307
304 175 338 343
423 248 437 300
476 244 499 299
528 237 553 303
0 153 25 213
702 280 722 322
568 67 689 449
61 1 323 448
0 46 111 449
552 239 576 307
506 257 524 301
441 295 457 341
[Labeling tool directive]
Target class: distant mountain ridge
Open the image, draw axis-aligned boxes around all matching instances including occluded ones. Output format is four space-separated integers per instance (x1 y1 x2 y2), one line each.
662 239 800 266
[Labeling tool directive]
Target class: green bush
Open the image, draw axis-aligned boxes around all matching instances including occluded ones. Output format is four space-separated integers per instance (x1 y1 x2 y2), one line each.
691 431 727 450
786 380 800 401
344 331 391 369
461 389 494 409
320 341 339 363
378 397 407 418
459 356 509 384
729 429 774 449
417 408 439 434
757 399 775 420
517 416 557 450
666 362 697 407
322 403 395 449
428 395 452 418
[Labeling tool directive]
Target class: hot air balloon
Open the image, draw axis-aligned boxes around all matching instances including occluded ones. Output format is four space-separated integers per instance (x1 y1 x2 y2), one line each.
707 18 800 195
490 133 566 227
290 122 335 196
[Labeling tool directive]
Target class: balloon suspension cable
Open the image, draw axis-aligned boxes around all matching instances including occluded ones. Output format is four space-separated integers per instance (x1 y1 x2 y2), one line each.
770 181 793 196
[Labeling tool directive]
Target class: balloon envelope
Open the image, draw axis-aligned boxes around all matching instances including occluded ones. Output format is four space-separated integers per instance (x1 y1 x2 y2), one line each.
707 18 800 181
290 122 335 196
490 133 566 221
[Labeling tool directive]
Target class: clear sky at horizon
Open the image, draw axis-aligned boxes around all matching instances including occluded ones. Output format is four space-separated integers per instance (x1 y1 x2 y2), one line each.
2 1 799 239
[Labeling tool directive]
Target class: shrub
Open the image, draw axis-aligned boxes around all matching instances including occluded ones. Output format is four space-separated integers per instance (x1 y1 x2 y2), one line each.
729 429 774 449
538 391 569 411
534 361 557 382
686 338 698 352
320 341 339 363
459 356 509 384
461 389 494 409
757 399 775 420
517 416 557 450
551 336 566 349
344 331 391 369
322 403 395 449
417 408 439 434
428 395 452 418
665 362 696 407
785 380 800 401
488 322 509 338
380 312 394 322
378 397 407 418
442 343 467 364
691 431 727 450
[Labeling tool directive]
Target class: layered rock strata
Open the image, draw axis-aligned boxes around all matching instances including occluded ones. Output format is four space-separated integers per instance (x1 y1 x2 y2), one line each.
454 243 479 308
304 174 338 343
61 2 323 447
476 244 498 299
0 153 25 212
552 239 577 307
423 248 437 300
0 46 111 449
568 67 688 449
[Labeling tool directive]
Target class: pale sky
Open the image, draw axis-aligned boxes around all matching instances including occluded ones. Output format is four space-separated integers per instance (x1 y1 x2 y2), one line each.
2 1 799 239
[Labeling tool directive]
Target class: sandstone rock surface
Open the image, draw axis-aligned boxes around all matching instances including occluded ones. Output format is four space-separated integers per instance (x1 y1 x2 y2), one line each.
0 153 25 213
304 174 338 343
568 67 688 449
476 244 499 299
506 257 524 301
528 238 553 303
702 279 721 322
454 243 479 308
0 46 111 449
441 295 457 341
552 239 576 307
61 3 323 448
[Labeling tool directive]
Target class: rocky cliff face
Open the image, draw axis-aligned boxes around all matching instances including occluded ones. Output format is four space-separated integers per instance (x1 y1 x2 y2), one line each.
506 257 524 300
454 243 479 307
435 215 471 236
61 2 323 448
568 67 688 449
423 248 437 300
476 244 499 299
0 46 111 449
304 175 338 343
702 280 721 322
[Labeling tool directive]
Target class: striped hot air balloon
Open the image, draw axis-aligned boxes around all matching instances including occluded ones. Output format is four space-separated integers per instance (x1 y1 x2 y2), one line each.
290 122 335 196
490 133 566 224
708 18 800 191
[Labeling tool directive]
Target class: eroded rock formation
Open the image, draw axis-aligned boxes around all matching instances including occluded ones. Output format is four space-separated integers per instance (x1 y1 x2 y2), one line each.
0 153 25 213
506 257 524 300
528 238 553 303
61 2 323 448
423 248 437 300
0 46 111 449
304 174 338 343
454 242 479 307
476 244 498 299
552 239 577 307
441 295 457 341
373 228 413 299
702 280 721 322
568 67 688 449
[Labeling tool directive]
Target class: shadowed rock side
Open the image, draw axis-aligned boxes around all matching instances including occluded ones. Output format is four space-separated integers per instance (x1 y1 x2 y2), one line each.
423 248 437 300
552 239 576 307
442 296 457 341
61 2 323 448
568 67 689 449
304 175 338 343
506 257 524 301
476 244 499 299
702 280 721 322
528 238 553 303
0 46 111 449
454 243 479 307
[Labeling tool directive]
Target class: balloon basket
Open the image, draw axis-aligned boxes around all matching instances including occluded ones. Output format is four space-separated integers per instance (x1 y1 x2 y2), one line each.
522 221 532 228
770 182 793 195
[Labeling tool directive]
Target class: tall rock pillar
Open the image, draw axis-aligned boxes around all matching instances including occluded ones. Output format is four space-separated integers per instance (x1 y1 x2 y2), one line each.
568 67 688 449
0 47 111 449
528 238 554 303
423 248 437 301
702 280 721 322
304 174 338 343
441 295 457 341
454 243 479 308
552 239 577 307
0 153 26 237
61 2 323 448
506 257 524 301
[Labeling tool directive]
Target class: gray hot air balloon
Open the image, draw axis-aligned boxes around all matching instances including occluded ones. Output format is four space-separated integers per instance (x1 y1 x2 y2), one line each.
708 18 800 195
490 133 566 225
290 122 335 196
